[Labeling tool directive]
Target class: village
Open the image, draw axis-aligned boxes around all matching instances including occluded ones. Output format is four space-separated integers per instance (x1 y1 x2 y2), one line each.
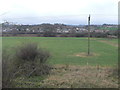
2 22 118 38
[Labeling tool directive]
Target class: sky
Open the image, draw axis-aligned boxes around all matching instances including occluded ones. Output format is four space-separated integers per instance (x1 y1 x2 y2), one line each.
0 0 119 25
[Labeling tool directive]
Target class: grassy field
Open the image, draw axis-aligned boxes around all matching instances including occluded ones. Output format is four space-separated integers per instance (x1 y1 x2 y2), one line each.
2 37 118 66
2 37 118 88
97 27 118 30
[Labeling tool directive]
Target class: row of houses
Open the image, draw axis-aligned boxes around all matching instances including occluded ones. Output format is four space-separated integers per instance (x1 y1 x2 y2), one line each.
2 22 116 33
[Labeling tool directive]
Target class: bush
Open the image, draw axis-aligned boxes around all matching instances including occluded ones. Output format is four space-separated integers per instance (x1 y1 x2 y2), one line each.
15 42 51 77
2 42 51 88
16 42 50 62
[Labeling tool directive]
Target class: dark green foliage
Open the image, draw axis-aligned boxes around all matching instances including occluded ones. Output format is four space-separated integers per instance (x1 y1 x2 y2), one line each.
42 24 57 37
43 30 56 37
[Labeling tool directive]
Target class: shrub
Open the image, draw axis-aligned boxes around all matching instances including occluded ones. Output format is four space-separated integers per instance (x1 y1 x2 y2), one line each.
15 42 51 77
2 42 51 88
16 42 50 62
16 42 39 61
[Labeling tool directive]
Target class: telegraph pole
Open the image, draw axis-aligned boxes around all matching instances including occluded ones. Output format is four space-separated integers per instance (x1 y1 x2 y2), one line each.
88 14 90 55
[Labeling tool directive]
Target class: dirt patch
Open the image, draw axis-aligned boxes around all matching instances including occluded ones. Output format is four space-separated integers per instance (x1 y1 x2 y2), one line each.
98 40 118 47
74 52 100 58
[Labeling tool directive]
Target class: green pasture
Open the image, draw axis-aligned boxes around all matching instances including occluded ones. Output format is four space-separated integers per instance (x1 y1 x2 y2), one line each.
97 27 118 30
2 37 118 66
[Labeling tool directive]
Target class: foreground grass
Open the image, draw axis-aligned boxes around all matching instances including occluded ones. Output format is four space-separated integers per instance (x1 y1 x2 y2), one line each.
2 37 118 66
14 64 118 88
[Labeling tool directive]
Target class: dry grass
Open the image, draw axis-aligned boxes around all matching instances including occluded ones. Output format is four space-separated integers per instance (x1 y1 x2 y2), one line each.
74 52 100 58
41 65 118 88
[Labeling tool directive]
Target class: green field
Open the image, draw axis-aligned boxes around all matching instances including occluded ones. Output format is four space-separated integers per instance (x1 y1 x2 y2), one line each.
97 27 118 30
2 37 118 66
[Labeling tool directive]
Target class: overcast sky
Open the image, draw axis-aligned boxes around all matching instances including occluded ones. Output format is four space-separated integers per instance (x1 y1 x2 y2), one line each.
0 0 119 25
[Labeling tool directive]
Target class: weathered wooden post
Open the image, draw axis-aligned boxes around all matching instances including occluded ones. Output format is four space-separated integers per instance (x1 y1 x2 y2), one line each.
88 14 91 55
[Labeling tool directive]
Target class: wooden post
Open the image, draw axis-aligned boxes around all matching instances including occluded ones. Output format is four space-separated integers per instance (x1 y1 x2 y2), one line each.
88 14 90 55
